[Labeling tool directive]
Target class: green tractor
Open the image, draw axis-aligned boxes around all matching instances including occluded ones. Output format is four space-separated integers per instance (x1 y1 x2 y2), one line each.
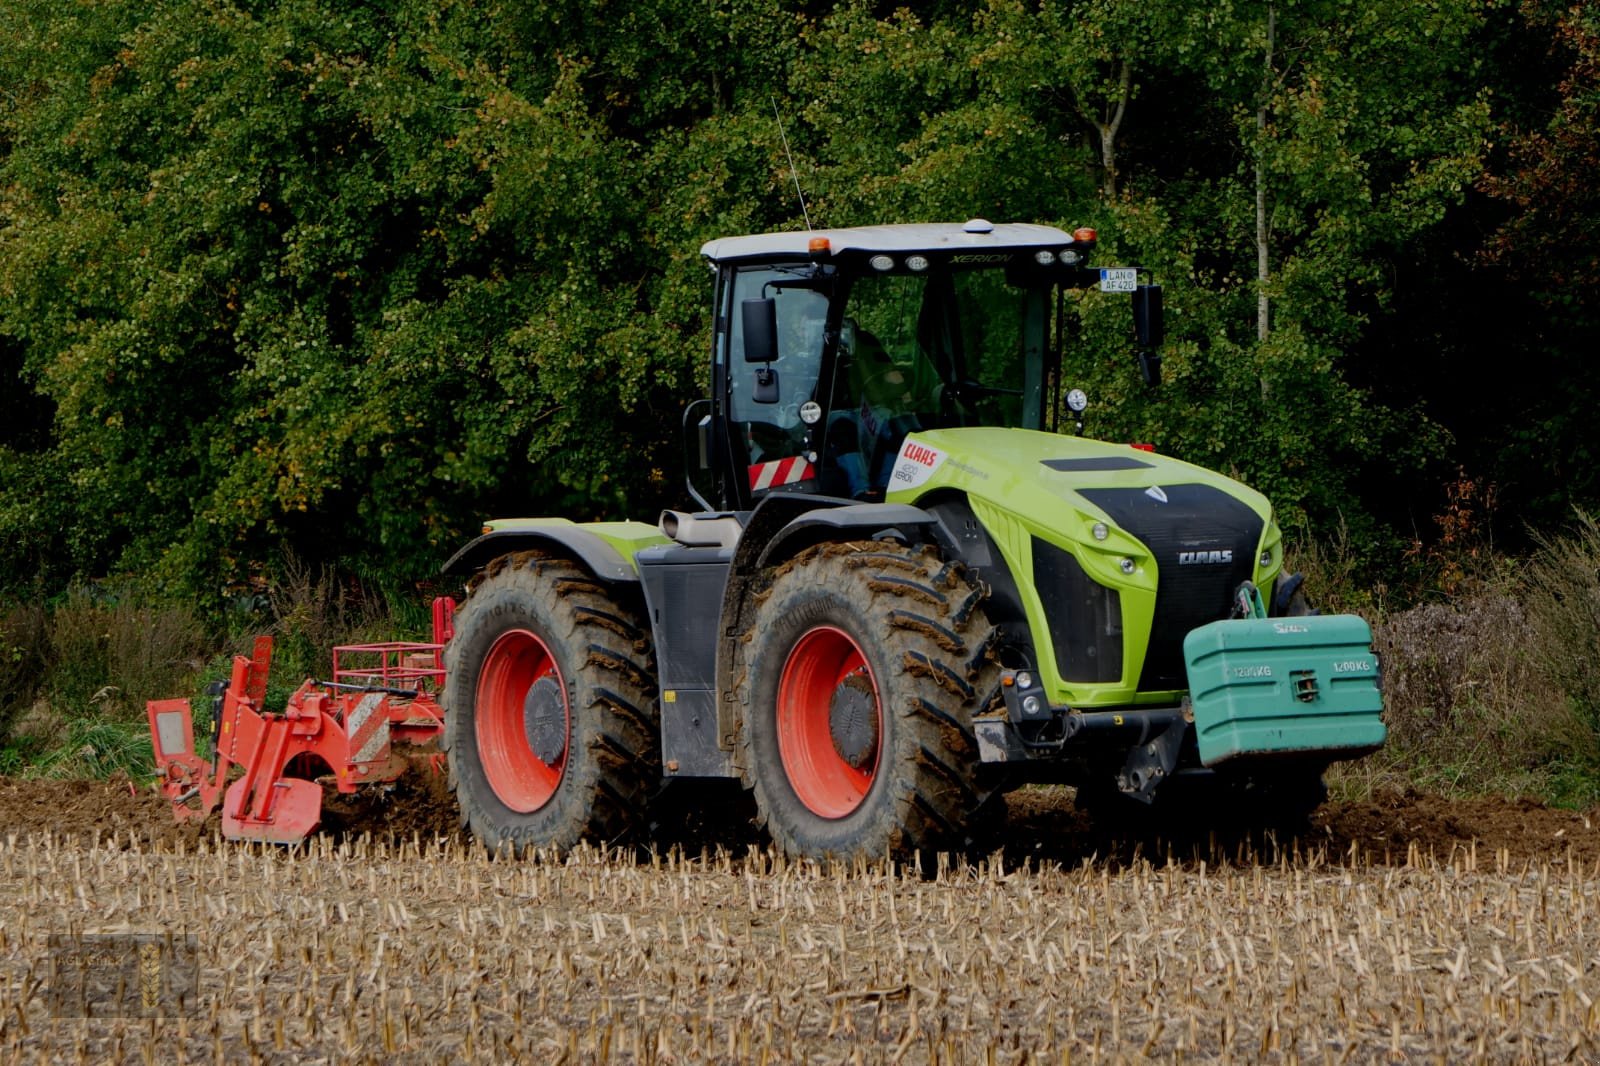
438 220 1384 859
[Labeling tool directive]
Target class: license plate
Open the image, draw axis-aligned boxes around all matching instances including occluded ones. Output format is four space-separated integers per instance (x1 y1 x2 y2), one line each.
1099 268 1136 293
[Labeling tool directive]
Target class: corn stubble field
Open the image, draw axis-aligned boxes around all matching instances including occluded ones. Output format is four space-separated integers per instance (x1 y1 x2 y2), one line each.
0 780 1597 1063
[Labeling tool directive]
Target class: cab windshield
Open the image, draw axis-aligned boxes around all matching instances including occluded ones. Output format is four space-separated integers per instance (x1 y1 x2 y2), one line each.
724 259 1050 500
833 266 1045 430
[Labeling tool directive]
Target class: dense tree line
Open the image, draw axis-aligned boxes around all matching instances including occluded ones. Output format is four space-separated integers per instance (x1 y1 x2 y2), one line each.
0 0 1594 605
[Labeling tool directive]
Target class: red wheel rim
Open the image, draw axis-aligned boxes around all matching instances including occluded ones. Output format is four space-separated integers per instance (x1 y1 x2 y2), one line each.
777 626 882 819
475 629 567 812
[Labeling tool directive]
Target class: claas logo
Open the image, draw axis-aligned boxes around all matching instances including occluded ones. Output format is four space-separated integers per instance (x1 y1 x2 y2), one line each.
1177 549 1233 565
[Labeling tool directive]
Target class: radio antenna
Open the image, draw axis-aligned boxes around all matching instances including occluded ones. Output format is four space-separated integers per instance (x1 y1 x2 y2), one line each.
770 96 813 231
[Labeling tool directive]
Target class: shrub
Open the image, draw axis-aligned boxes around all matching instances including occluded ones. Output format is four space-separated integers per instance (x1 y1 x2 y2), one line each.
26 717 153 781
1364 589 1587 799
0 603 48 737
1283 518 1389 616
41 586 205 719
1523 513 1600 744
1 587 204 779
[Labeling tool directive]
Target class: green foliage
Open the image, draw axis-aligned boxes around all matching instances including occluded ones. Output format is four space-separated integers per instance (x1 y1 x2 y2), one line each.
1471 1 1600 522
0 0 1585 606
1 0 1588 796
25 716 154 781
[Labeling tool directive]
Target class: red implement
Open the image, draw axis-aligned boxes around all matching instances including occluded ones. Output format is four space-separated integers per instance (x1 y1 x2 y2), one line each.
146 599 454 844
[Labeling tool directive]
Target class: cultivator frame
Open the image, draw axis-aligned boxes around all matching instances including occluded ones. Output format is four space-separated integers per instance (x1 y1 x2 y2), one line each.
146 599 456 844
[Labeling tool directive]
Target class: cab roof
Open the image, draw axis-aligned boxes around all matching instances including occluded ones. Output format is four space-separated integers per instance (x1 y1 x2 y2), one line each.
699 221 1079 264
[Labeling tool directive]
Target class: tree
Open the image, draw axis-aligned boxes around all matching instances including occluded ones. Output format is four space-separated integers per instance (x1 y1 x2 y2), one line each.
1470 0 1600 521
0 0 1574 605
0 0 797 601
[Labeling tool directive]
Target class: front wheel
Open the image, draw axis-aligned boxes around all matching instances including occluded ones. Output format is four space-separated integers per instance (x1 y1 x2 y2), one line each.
442 551 659 855
736 541 999 860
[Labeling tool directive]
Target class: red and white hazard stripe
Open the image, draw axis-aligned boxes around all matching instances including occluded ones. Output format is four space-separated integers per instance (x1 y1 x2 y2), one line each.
346 692 391 765
748 455 814 492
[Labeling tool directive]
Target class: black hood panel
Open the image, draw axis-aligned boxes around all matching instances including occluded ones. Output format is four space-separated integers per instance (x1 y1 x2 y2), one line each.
1079 484 1264 690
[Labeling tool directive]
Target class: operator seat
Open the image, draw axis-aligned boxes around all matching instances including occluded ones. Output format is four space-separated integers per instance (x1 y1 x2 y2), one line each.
825 321 935 498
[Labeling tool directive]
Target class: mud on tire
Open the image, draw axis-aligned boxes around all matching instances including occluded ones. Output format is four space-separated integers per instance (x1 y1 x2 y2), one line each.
736 541 1000 860
442 551 658 855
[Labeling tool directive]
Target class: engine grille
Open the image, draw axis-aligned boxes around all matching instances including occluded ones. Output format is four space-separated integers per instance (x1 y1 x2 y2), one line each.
1079 484 1264 691
1031 538 1123 684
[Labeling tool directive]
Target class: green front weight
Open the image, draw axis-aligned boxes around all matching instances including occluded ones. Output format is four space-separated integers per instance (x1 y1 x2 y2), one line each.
1184 614 1385 767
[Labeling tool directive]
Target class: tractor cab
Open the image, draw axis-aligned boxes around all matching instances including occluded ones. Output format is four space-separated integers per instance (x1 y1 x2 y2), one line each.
691 221 1158 511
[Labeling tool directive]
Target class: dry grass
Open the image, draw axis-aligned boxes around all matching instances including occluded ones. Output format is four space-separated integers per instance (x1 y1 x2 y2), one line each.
2 836 1598 1062
1352 590 1588 801
265 552 393 662
34 588 205 720
1291 517 1600 806
0 604 48 737
1524 514 1600 738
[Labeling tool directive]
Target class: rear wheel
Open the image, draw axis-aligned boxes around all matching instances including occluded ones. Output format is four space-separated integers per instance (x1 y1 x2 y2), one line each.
737 541 999 860
443 551 658 855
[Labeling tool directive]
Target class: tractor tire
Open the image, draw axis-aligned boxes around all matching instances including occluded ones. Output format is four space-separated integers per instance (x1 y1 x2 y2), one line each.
1272 572 1318 617
735 540 1000 860
442 551 658 856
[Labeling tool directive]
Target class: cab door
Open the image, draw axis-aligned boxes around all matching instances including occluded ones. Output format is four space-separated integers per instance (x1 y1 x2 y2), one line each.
717 264 832 509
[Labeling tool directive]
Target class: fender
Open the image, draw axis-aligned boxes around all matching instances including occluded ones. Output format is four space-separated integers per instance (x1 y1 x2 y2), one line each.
753 502 939 569
441 520 666 584
712 495 940 766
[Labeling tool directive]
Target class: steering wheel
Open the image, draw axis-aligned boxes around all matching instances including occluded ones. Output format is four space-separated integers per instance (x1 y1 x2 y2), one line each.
938 378 1023 423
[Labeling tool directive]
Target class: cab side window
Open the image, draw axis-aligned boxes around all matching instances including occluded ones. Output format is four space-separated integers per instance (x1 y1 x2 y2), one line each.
726 266 828 495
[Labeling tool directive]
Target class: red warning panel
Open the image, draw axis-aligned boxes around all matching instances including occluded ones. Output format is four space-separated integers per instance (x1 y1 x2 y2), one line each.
748 456 814 492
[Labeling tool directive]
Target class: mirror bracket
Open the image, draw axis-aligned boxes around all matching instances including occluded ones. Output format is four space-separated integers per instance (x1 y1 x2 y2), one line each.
753 367 780 404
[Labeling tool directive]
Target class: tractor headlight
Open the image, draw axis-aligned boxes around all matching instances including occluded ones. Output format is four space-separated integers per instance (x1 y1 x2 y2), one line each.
869 254 894 271
1258 519 1283 575
1034 250 1056 265
906 255 929 272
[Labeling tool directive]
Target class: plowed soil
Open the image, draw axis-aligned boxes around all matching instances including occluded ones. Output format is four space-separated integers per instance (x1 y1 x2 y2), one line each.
0 773 1592 867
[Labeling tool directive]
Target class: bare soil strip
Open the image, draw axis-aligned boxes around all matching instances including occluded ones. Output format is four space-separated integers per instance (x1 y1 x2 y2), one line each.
0 775 1594 867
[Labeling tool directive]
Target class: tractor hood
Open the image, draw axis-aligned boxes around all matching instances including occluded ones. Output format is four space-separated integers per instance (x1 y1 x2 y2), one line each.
885 426 1283 699
884 427 1272 525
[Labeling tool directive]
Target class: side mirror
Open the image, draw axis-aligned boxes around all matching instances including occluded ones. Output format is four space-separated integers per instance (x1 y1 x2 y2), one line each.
1132 284 1164 349
742 298 779 363
752 366 780 404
